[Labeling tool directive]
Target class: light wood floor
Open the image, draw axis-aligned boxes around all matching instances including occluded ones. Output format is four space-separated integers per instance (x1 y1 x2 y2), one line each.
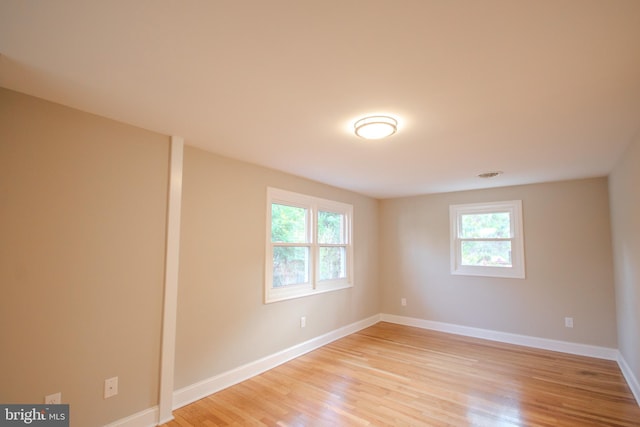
162 322 640 426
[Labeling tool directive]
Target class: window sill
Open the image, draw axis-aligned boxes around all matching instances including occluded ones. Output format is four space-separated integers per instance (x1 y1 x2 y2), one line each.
265 282 353 304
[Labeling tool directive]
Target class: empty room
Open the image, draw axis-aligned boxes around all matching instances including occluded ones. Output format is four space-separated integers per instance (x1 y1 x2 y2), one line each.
1 1 640 426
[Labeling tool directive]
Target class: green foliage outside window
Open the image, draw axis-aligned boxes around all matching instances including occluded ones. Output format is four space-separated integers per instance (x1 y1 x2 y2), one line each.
461 241 512 267
460 212 510 238
318 211 346 280
318 211 343 244
460 212 512 267
271 204 306 243
271 204 347 286
271 204 307 287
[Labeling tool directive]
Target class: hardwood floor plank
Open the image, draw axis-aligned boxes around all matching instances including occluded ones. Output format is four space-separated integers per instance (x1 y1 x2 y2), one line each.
162 323 640 426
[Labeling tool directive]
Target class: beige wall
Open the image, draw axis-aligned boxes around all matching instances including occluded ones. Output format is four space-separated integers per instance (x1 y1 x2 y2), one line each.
0 88 170 426
380 178 618 347
174 146 380 388
609 133 640 384
1 87 631 424
0 88 381 424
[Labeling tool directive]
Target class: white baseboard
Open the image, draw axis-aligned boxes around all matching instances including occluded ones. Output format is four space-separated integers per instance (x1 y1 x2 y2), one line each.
617 352 640 406
172 314 381 410
382 314 638 408
106 312 639 425
380 313 619 361
103 406 158 427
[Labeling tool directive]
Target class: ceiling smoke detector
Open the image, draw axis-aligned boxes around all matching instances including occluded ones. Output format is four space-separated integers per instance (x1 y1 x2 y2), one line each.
477 171 503 179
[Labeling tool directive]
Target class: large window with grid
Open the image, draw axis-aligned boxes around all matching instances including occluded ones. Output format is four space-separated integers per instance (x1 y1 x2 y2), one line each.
266 188 353 303
450 200 525 279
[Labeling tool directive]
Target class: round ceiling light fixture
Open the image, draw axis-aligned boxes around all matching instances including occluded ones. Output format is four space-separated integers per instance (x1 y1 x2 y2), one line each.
354 115 398 139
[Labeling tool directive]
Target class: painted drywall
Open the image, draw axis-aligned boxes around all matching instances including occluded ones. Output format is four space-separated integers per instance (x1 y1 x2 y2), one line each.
609 134 640 386
1 86 628 425
380 178 618 347
174 146 380 389
0 88 170 426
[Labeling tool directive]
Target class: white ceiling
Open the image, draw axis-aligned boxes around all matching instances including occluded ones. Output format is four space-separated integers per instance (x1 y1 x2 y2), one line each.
2 1 640 198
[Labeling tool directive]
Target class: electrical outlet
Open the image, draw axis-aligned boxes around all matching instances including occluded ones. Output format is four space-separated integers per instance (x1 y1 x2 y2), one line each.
104 377 118 399
565 317 574 328
401 298 407 307
45 392 61 404
300 316 306 328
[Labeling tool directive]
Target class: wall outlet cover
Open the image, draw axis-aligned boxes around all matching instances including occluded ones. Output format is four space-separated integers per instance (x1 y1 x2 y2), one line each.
565 317 574 328
45 392 61 404
104 376 118 399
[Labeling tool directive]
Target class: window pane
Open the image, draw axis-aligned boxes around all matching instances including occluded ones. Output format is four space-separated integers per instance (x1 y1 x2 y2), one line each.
461 241 512 267
273 247 309 287
271 204 307 243
460 212 511 238
318 211 344 244
319 246 346 281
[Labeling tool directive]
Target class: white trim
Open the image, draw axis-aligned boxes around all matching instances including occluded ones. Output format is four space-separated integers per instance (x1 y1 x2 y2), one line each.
172 314 380 409
102 406 158 427
617 352 640 406
380 314 618 360
107 313 638 424
158 136 184 424
265 187 354 303
450 200 525 279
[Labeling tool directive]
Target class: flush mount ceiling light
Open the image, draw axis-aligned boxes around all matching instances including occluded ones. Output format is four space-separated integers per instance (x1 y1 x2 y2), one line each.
354 115 398 139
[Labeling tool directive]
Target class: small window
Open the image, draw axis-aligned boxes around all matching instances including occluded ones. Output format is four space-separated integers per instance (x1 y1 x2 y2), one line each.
266 188 353 303
450 200 525 278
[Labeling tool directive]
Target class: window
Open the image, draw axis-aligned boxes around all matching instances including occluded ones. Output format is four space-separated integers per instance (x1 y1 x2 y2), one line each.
450 200 525 278
266 188 353 303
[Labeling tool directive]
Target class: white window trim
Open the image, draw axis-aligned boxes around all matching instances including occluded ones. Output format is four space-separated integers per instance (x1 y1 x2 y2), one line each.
265 187 353 303
450 200 525 279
